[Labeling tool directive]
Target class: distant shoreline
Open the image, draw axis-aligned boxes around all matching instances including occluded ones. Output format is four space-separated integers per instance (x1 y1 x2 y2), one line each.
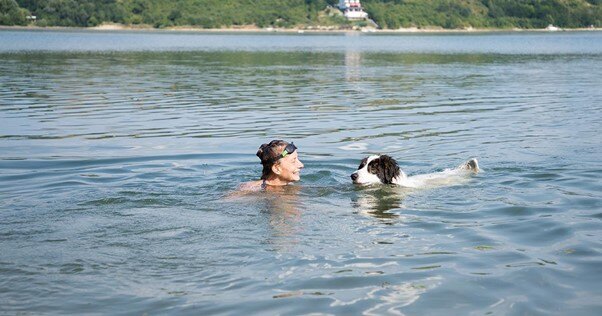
2 24 601 34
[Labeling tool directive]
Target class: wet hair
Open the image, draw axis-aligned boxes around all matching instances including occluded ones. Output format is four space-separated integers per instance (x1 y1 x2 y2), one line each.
256 140 290 180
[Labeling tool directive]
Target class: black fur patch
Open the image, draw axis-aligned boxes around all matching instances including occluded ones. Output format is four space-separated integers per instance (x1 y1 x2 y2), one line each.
467 158 478 170
357 157 368 170
368 155 400 184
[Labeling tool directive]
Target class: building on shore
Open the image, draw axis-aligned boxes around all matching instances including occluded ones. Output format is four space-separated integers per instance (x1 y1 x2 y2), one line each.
337 0 368 20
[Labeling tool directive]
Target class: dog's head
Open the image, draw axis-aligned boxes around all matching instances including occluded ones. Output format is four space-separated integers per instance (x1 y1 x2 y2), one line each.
351 155 405 185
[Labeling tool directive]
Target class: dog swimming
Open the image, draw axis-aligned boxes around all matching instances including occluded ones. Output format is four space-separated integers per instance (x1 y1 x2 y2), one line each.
351 155 480 189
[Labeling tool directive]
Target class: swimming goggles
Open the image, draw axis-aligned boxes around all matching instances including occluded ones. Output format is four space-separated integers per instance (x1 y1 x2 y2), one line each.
280 142 297 158
268 142 297 163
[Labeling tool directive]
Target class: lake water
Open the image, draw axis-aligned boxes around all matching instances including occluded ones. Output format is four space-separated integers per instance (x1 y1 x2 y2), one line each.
1 30 601 315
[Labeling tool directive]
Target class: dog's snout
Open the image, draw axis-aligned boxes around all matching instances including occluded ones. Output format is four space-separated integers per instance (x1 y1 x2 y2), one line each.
351 173 358 181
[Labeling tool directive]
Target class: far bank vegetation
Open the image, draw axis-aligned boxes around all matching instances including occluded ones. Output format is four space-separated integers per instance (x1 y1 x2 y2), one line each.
1 0 600 29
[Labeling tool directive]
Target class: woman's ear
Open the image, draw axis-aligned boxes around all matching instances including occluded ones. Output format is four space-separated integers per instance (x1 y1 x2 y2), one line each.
271 163 281 175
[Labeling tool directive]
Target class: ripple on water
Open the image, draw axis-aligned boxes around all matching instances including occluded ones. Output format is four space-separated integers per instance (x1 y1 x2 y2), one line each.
1 34 602 314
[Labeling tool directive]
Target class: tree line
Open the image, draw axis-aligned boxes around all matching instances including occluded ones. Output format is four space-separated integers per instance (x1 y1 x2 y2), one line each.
362 0 601 29
1 0 600 29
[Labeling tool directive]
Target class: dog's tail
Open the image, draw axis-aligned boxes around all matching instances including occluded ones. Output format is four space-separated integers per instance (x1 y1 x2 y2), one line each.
464 158 480 172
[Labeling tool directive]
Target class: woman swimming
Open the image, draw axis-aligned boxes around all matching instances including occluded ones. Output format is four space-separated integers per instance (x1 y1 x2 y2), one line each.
238 140 304 191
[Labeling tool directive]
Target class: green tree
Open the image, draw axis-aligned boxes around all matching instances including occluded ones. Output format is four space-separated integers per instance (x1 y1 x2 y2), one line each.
4 0 602 29
1 0 28 25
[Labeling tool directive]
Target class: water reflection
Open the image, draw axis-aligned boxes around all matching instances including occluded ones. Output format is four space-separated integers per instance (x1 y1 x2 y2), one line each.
263 186 303 250
345 50 362 83
362 277 442 314
226 185 303 251
351 186 408 220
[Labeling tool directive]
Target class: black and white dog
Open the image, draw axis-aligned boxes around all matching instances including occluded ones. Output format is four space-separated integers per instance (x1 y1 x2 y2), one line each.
351 155 479 188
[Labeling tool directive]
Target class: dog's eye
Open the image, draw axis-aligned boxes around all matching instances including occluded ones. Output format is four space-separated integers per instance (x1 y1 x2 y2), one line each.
367 160 379 174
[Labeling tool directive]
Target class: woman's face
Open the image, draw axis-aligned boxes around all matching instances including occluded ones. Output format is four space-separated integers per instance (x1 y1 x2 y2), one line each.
274 151 304 182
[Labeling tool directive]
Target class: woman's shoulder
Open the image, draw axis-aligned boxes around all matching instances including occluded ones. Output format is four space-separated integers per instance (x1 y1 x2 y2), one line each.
237 180 264 192
224 180 264 200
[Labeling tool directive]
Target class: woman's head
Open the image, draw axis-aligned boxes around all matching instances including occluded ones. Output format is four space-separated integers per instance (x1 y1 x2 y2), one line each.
256 140 304 183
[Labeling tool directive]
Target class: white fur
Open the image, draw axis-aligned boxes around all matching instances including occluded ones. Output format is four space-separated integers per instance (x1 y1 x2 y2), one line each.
352 155 387 184
352 156 479 189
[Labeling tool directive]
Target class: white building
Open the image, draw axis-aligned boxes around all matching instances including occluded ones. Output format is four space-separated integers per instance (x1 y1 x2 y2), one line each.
338 0 368 20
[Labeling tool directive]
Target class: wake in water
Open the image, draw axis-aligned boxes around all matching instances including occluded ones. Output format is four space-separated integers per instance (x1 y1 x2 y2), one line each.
396 159 480 189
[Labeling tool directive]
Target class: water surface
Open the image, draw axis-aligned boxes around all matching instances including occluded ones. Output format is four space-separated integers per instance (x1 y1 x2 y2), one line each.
1 30 601 315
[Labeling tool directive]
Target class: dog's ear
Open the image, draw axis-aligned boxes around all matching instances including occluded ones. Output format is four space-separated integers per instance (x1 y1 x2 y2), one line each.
377 155 400 184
